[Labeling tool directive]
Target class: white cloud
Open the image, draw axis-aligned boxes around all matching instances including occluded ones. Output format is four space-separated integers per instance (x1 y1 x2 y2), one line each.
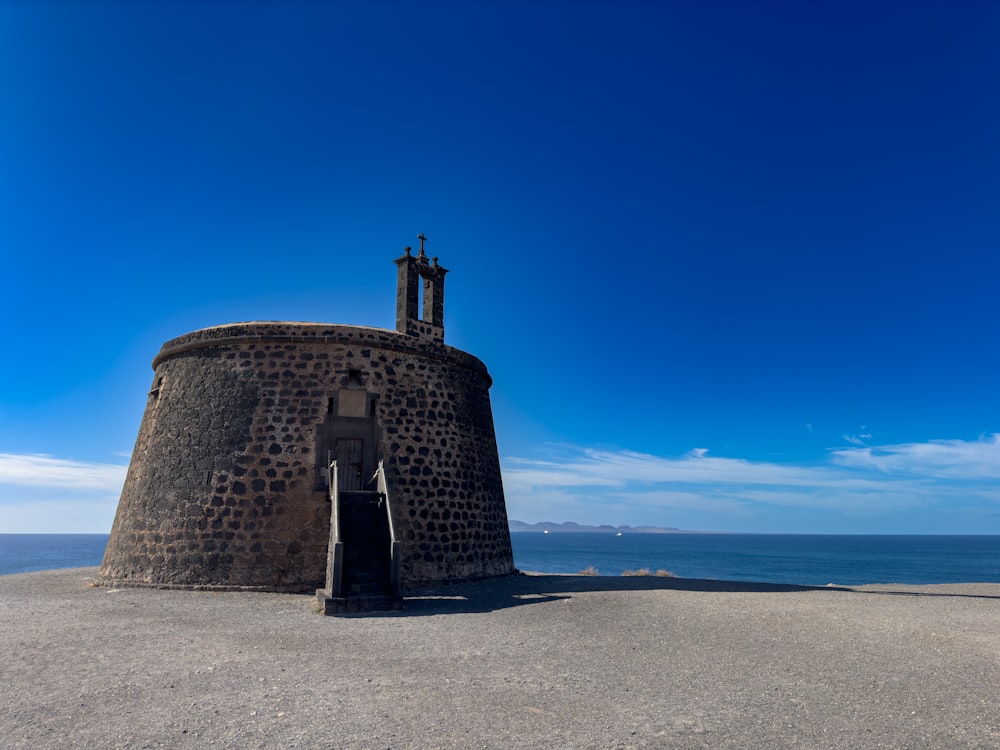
831 434 1000 479
0 454 126 532
602 489 749 514
0 497 119 534
504 446 883 492
0 453 128 490
501 435 1000 531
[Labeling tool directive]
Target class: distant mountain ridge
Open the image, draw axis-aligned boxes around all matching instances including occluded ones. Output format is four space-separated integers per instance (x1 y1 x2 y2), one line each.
508 520 683 534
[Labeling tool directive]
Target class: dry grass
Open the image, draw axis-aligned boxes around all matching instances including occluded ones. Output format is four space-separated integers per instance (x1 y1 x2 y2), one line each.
576 566 677 577
621 568 677 577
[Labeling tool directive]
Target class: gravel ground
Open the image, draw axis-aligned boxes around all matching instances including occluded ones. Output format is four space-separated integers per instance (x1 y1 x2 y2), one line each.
2 568 998 749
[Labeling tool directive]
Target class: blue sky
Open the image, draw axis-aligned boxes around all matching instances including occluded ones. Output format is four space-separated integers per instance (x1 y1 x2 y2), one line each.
2 1 999 534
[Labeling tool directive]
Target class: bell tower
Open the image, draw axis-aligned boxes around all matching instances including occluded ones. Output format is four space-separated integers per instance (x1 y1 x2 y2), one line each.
394 233 448 343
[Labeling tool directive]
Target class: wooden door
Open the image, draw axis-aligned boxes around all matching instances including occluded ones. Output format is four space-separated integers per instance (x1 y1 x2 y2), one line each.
335 438 364 490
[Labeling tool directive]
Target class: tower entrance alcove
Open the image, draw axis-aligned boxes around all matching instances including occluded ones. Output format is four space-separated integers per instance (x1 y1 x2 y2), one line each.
317 380 379 492
317 374 397 610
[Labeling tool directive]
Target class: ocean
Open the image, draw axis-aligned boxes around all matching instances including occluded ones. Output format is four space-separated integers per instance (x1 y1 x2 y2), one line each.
0 534 110 576
1 533 998 586
511 532 1000 586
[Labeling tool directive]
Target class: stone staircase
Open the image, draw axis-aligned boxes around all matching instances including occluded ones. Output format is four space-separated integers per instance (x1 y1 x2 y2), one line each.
316 490 401 615
340 490 391 595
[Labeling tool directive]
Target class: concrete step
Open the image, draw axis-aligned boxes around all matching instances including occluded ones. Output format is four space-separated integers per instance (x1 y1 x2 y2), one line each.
315 589 402 616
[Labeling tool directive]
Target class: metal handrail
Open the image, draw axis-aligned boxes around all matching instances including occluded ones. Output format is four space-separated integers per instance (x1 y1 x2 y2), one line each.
325 458 343 597
329 459 340 543
374 459 402 596
374 460 395 541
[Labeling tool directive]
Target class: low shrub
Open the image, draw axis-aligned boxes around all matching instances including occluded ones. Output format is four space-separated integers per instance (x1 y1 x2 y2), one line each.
620 567 677 577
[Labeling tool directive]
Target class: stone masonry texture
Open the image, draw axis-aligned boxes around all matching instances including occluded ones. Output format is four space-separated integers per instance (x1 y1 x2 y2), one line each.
99 321 515 592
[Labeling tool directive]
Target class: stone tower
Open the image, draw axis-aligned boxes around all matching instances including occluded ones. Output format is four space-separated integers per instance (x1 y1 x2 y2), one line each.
99 238 515 607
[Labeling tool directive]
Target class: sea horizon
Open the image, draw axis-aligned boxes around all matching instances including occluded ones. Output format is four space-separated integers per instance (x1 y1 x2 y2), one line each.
2 532 999 586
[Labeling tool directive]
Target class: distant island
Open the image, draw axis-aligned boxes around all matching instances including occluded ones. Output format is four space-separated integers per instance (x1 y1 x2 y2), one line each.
508 520 687 534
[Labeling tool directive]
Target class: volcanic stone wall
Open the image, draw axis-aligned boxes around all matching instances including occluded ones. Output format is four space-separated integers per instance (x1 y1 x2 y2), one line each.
99 322 514 592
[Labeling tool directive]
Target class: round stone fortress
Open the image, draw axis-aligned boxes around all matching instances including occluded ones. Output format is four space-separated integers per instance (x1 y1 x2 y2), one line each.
99 239 515 608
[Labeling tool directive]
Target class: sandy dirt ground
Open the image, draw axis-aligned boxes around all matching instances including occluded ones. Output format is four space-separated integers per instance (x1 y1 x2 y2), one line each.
1 568 998 749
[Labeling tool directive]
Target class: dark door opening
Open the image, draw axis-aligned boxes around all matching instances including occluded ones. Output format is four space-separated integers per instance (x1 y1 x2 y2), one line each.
335 438 364 490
